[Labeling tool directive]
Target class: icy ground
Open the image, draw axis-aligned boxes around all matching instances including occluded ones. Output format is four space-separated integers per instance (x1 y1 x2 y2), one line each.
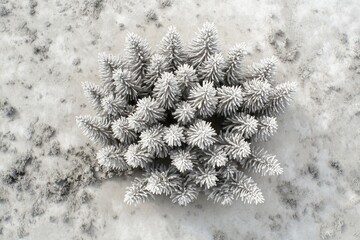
1 0 360 239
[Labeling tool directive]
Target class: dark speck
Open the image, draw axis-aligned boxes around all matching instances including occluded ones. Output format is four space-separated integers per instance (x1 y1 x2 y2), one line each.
72 58 81 66
329 161 343 174
307 163 319 179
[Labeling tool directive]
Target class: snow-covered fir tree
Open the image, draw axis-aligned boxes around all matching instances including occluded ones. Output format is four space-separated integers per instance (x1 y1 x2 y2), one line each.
77 23 296 206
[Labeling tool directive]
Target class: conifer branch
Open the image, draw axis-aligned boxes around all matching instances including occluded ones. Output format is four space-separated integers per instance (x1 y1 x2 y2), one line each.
111 117 137 144
193 166 218 189
124 144 153 168
163 124 185 147
206 178 234 205
231 171 264 204
246 56 278 82
145 165 182 195
219 132 251 161
170 183 198 206
216 85 243 117
202 145 228 168
76 115 114 146
188 81 218 118
188 22 219 69
159 26 187 71
82 81 107 113
144 54 169 89
242 79 271 112
253 116 278 142
98 53 126 91
127 113 149 133
207 171 264 205
218 161 238 179
260 81 297 116
186 120 217 150
128 97 166 131
139 124 168 158
198 53 225 86
113 68 142 101
175 64 199 96
97 146 130 171
125 32 152 82
100 94 127 116
152 72 181 110
173 101 196 125
124 178 154 205
224 43 247 85
170 148 196 173
242 148 283 176
223 113 258 138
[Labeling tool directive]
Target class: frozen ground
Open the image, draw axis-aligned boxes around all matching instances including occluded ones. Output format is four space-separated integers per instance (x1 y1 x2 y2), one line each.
1 0 360 239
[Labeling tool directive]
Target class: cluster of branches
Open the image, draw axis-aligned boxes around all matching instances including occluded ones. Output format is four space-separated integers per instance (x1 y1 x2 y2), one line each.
77 23 296 206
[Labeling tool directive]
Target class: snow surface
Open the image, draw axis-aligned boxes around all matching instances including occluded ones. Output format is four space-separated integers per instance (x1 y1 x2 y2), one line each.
0 0 360 239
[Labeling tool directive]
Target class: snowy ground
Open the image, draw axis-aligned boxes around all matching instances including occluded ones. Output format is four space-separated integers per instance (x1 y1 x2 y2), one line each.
1 0 360 239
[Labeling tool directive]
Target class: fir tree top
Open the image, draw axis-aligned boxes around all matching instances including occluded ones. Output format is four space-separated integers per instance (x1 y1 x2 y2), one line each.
77 22 297 206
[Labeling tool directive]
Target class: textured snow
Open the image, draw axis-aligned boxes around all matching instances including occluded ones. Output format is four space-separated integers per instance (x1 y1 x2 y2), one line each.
1 0 360 239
